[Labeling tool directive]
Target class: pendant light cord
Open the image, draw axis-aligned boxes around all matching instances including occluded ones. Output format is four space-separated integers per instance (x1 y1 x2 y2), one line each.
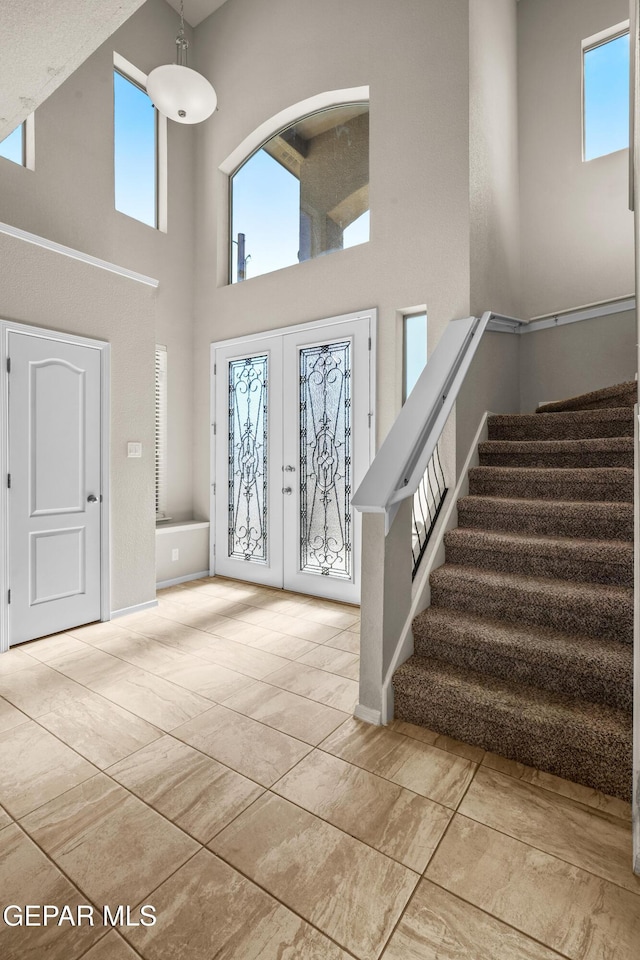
176 0 189 66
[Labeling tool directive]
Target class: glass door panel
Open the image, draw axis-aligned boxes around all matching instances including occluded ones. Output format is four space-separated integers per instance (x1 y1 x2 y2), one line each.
214 339 283 587
213 316 371 603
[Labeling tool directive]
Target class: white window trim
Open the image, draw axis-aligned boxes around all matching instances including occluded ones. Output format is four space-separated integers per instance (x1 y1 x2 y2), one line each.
401 307 428 405
219 87 370 176
113 52 167 232
0 114 35 170
581 20 630 162
155 344 168 520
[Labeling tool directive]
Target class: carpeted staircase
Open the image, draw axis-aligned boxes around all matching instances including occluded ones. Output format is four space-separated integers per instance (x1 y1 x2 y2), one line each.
393 381 635 800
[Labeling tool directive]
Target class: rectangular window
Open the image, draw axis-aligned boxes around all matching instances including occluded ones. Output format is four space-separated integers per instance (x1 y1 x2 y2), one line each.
403 311 427 403
0 123 25 165
583 24 630 161
114 67 158 227
155 345 168 520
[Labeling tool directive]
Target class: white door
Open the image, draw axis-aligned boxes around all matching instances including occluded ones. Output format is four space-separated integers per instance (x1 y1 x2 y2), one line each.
8 331 103 645
213 315 372 603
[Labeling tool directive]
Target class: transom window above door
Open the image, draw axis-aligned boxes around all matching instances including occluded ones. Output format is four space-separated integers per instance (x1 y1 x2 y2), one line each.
230 103 369 283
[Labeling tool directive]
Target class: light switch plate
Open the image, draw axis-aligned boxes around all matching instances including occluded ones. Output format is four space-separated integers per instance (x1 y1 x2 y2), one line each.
127 442 142 458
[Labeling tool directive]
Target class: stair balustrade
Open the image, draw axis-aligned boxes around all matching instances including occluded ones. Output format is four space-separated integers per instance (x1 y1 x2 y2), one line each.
352 310 524 724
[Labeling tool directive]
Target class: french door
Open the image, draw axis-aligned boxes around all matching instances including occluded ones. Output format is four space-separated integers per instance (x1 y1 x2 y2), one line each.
212 313 374 603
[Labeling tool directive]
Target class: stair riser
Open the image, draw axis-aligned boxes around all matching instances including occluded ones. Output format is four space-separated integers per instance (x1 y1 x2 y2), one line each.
412 634 632 711
478 451 633 469
444 542 632 587
392 683 631 800
430 581 632 643
457 503 633 541
468 470 633 502
488 419 634 442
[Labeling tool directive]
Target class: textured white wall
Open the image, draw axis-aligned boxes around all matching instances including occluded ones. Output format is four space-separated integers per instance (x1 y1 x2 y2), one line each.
0 233 157 612
0 0 198 525
519 310 637 412
191 0 472 521
470 0 521 318
518 0 634 318
0 0 147 138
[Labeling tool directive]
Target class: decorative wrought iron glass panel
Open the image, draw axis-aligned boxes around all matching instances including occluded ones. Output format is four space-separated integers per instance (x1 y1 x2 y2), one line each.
299 340 352 579
228 355 268 562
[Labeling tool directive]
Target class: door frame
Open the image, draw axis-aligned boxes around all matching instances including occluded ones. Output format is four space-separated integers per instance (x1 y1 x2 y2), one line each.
209 308 377 583
0 319 111 653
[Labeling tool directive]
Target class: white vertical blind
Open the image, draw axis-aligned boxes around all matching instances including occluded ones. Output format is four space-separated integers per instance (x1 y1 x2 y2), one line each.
155 345 168 518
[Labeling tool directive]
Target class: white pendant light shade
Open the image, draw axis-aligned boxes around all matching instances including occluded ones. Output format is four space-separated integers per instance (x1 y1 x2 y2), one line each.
147 64 217 124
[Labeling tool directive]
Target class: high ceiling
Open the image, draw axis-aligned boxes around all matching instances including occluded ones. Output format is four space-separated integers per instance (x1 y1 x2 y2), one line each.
0 0 147 140
165 0 229 27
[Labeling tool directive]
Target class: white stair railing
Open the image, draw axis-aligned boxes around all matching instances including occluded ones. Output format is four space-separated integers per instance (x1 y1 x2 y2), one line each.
352 310 524 724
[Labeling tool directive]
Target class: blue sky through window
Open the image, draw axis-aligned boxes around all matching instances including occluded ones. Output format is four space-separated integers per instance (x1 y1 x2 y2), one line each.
0 124 24 165
114 71 157 227
584 32 630 161
344 210 370 249
231 150 301 282
404 313 427 401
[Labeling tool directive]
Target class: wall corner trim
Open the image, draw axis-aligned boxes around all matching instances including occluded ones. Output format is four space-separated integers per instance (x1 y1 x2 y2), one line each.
0 221 160 288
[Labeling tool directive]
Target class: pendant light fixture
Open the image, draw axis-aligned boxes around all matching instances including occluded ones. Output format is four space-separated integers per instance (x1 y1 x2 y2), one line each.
146 0 217 125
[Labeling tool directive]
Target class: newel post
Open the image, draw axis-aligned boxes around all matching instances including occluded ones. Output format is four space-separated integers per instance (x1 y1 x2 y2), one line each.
356 498 413 724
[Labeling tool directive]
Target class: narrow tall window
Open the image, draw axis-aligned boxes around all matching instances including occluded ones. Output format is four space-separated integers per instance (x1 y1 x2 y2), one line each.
403 312 427 402
114 69 157 227
583 25 630 161
0 123 25 166
155 345 168 520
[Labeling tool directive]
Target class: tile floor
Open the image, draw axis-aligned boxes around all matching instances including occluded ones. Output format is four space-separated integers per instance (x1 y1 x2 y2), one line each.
0 575 638 959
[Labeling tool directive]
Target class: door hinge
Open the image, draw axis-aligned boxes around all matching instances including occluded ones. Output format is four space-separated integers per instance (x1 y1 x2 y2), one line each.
213 482 216 495
6 474 10 489
368 412 373 427
7 589 10 604
368 337 371 351
6 357 10 373
214 363 217 375
213 423 216 435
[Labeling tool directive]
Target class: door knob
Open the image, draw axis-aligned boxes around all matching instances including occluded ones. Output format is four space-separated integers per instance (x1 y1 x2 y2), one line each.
87 494 98 503
282 487 292 495
284 465 296 472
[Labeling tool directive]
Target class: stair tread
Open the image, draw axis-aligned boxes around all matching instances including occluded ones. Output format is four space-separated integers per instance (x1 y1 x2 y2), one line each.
394 656 631 742
479 437 632 453
413 606 633 676
444 527 632 559
393 655 632 798
535 380 636 413
490 408 634 426
431 562 632 601
458 493 633 511
470 465 633 478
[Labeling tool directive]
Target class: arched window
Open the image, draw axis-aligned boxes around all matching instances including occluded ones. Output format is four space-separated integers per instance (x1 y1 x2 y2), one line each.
230 103 369 282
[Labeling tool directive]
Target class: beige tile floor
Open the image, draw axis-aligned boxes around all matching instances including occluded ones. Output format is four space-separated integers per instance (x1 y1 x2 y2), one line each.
0 575 638 960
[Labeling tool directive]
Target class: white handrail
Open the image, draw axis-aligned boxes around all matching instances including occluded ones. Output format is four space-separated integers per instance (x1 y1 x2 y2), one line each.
352 310 525 531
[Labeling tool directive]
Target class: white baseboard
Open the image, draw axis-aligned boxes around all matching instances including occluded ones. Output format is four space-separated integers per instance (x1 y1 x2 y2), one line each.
110 599 159 619
156 570 210 590
354 703 383 725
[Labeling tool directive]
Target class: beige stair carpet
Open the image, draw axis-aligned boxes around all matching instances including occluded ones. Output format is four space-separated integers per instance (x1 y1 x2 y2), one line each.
393 384 635 799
